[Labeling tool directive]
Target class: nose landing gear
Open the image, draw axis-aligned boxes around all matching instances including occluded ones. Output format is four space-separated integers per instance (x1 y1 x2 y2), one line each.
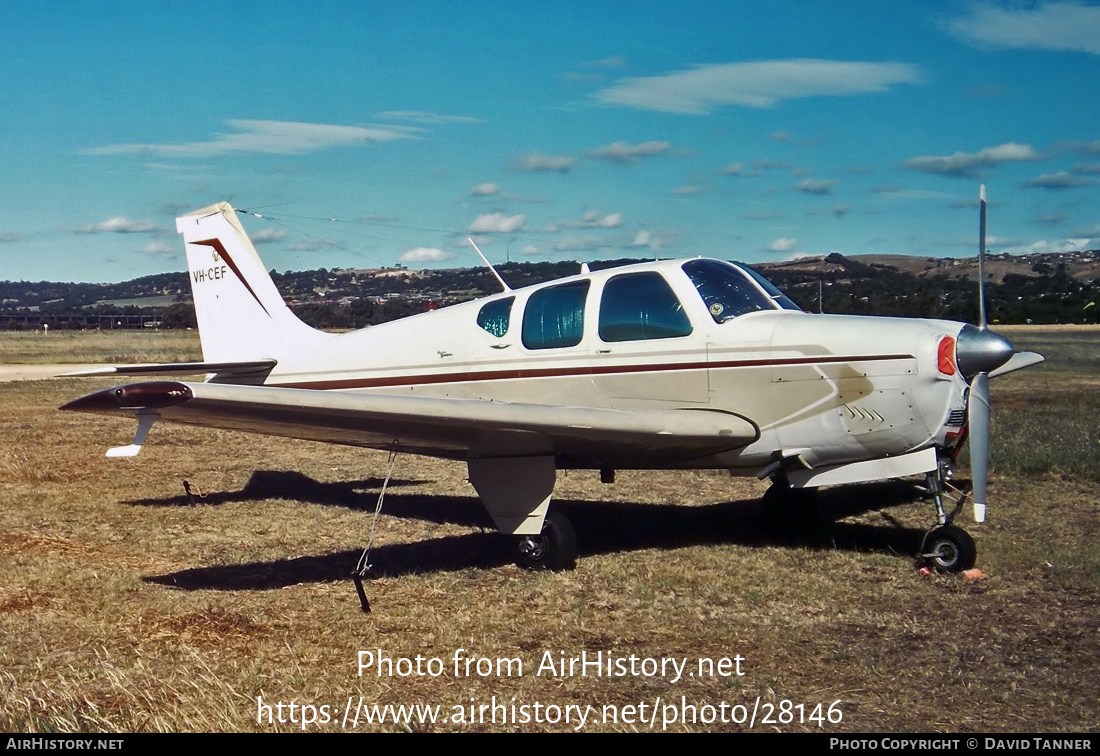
920 458 978 573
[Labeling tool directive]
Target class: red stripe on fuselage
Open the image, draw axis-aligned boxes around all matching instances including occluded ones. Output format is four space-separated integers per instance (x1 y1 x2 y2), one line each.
268 353 915 390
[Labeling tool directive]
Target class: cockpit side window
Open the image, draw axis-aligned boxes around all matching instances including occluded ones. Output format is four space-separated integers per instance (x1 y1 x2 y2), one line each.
477 296 513 337
598 271 693 342
522 281 590 349
682 259 777 323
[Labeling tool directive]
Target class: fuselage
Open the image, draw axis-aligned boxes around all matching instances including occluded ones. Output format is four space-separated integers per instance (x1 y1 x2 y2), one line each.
251 258 970 473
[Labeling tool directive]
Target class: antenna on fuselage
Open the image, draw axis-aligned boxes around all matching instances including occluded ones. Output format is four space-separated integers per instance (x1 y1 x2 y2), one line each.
467 237 512 292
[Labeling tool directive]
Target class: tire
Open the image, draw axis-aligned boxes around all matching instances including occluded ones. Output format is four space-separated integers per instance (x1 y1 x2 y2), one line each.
516 511 578 571
922 525 977 573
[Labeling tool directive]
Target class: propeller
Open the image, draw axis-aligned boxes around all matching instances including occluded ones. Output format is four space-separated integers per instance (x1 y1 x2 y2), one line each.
955 185 1014 523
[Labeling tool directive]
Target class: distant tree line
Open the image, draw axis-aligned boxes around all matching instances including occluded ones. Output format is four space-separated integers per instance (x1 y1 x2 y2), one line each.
2 254 1097 329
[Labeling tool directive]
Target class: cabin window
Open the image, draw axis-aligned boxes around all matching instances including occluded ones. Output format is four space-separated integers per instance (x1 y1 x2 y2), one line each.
477 296 513 337
682 259 781 323
598 272 693 342
522 281 589 349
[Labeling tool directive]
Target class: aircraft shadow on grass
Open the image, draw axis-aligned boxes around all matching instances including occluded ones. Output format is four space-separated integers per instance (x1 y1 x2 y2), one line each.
141 473 932 591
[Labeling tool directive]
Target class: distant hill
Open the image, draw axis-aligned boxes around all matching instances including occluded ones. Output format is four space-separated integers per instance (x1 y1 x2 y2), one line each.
2 250 1098 329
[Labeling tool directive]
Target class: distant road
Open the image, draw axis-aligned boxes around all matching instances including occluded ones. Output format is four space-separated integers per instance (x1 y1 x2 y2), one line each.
0 364 101 383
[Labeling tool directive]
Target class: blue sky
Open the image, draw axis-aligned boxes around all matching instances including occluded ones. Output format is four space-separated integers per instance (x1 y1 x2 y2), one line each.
2 1 1099 282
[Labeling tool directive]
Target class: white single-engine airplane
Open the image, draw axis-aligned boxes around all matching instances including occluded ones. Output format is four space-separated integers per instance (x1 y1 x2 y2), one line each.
64 190 1043 573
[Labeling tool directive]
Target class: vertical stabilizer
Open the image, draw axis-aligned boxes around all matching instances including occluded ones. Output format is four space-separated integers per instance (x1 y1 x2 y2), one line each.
176 203 327 364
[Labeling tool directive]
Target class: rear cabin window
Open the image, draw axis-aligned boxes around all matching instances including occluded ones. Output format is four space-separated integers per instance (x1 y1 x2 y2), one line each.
521 281 589 349
598 272 693 342
477 296 513 337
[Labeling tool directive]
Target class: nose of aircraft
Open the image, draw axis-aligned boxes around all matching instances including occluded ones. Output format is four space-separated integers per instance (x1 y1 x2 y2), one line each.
955 324 1015 378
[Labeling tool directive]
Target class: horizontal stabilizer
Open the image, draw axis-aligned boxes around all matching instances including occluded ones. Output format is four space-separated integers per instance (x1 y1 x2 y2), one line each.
59 359 276 379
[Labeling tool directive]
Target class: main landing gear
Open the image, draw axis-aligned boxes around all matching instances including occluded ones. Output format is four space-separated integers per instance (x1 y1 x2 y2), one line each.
919 458 977 573
516 511 577 571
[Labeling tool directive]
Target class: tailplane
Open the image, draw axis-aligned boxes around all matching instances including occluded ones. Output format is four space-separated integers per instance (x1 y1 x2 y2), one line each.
176 203 329 365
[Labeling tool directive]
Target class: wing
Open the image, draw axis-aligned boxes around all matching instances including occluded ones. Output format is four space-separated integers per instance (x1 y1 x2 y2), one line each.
61 381 758 467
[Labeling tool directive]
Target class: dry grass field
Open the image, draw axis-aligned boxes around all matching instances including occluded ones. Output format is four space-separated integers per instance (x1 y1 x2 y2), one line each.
1 327 1097 732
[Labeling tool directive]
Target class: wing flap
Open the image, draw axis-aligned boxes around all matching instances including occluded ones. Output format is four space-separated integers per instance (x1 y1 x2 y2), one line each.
61 381 758 466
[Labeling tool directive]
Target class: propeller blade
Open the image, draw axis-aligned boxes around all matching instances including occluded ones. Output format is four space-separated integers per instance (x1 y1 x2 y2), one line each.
968 371 991 523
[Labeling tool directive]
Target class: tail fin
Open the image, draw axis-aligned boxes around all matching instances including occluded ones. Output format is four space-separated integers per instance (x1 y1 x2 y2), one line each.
176 202 327 364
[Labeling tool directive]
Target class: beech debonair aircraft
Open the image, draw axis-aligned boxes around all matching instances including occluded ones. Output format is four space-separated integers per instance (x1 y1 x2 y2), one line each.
63 190 1043 574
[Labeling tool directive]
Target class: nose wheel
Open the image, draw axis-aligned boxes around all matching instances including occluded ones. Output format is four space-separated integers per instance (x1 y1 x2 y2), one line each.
516 511 577 571
920 524 977 573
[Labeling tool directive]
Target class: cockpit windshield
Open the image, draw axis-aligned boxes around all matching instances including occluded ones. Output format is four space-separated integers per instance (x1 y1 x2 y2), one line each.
682 259 801 323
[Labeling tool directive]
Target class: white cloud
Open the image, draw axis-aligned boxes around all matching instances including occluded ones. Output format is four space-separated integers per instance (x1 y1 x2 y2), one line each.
671 185 706 195
1024 171 1096 188
583 56 626 69
399 247 456 263
378 111 483 124
471 182 500 196
1065 140 1100 154
719 162 744 175
0 232 23 243
139 241 175 256
587 140 670 163
515 153 576 172
563 210 624 227
768 237 798 253
795 178 836 195
76 217 159 234
570 211 624 228
84 120 419 157
553 235 605 253
999 238 1094 255
628 229 674 251
251 229 287 244
288 238 331 251
903 142 1042 177
469 212 526 233
946 2 1100 55
594 59 921 113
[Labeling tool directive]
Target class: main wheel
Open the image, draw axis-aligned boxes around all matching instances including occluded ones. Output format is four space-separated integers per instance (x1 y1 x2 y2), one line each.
516 511 577 571
921 525 977 573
